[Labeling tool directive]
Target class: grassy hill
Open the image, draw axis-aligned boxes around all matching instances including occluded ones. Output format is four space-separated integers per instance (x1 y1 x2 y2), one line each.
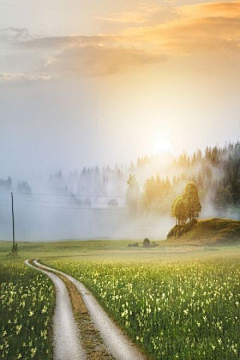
166 218 240 246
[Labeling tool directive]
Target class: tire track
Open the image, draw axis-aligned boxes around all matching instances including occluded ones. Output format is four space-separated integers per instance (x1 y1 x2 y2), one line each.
25 260 86 360
33 260 146 360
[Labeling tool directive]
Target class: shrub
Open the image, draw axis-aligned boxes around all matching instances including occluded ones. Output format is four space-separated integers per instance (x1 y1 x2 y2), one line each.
143 238 150 247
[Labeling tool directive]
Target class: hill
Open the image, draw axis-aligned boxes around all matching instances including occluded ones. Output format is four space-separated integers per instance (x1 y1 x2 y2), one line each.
166 218 240 246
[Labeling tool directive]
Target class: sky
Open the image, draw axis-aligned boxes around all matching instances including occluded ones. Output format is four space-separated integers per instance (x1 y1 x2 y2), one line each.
0 0 240 178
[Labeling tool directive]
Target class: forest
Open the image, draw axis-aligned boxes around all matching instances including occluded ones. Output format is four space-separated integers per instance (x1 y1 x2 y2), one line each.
1 142 240 214
0 142 239 240
127 142 240 218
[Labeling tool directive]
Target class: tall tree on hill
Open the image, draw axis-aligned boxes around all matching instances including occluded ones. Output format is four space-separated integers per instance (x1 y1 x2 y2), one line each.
183 182 201 224
171 195 187 228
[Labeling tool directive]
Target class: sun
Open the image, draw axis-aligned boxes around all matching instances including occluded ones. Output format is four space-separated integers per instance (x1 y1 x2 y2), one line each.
152 138 174 155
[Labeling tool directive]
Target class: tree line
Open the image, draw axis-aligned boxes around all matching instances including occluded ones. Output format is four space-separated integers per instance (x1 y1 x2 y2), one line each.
126 142 240 218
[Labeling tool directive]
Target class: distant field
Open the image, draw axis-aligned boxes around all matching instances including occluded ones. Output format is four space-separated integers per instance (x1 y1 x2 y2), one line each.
1 217 240 261
1 237 240 264
3 240 238 264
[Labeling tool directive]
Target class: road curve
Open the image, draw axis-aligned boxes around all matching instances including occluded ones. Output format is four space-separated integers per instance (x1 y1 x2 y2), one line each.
33 260 146 360
25 260 86 360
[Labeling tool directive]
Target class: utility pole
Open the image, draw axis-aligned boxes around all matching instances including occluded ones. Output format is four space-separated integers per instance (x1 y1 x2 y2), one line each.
11 192 16 252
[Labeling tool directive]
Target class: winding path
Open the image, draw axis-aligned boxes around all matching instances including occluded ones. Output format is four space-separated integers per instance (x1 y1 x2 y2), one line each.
25 260 86 360
31 259 145 360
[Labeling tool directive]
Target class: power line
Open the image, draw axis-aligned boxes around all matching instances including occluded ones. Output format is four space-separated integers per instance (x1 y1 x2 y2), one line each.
0 191 126 198
13 204 127 210
14 199 126 205
1 190 240 198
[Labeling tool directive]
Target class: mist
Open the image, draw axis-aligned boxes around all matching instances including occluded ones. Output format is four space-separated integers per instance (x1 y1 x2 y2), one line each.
0 142 239 241
0 162 175 241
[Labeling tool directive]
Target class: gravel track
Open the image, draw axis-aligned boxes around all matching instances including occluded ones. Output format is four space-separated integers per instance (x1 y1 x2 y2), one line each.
33 260 146 360
25 260 86 360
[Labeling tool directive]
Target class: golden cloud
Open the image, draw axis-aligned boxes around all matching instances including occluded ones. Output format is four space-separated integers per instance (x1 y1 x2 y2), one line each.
122 1 240 55
179 1 240 18
94 3 163 24
95 11 148 24
43 46 165 77
22 1 240 77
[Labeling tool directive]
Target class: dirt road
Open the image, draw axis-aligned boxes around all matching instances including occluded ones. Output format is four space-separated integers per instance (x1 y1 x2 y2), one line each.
25 260 86 360
29 259 145 360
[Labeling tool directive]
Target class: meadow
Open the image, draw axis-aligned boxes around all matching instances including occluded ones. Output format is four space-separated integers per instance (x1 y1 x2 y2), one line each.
46 256 240 359
0 240 239 359
0 259 54 360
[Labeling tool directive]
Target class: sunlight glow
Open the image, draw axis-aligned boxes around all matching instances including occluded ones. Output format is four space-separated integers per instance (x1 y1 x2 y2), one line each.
152 138 174 155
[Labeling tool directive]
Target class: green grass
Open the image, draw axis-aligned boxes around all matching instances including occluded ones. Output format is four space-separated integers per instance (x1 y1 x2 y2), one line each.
1 217 239 262
1 234 240 264
46 257 240 360
0 239 159 257
167 218 240 245
0 259 55 359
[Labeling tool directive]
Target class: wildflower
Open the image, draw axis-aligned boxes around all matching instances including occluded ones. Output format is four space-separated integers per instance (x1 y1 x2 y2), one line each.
16 325 22 335
30 347 37 358
41 305 47 314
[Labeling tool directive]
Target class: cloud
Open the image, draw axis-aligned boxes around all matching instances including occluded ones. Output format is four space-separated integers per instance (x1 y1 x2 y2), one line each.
122 1 240 55
22 34 166 77
94 3 163 24
95 11 148 24
0 72 52 82
179 1 240 18
21 35 121 49
5 1 240 79
0 27 32 43
43 45 165 77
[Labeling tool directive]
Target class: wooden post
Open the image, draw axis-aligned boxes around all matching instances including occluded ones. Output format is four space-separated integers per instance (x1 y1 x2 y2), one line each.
11 192 15 251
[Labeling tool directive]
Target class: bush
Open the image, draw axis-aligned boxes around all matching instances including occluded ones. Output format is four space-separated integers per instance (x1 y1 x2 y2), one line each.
128 243 139 247
143 238 150 247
